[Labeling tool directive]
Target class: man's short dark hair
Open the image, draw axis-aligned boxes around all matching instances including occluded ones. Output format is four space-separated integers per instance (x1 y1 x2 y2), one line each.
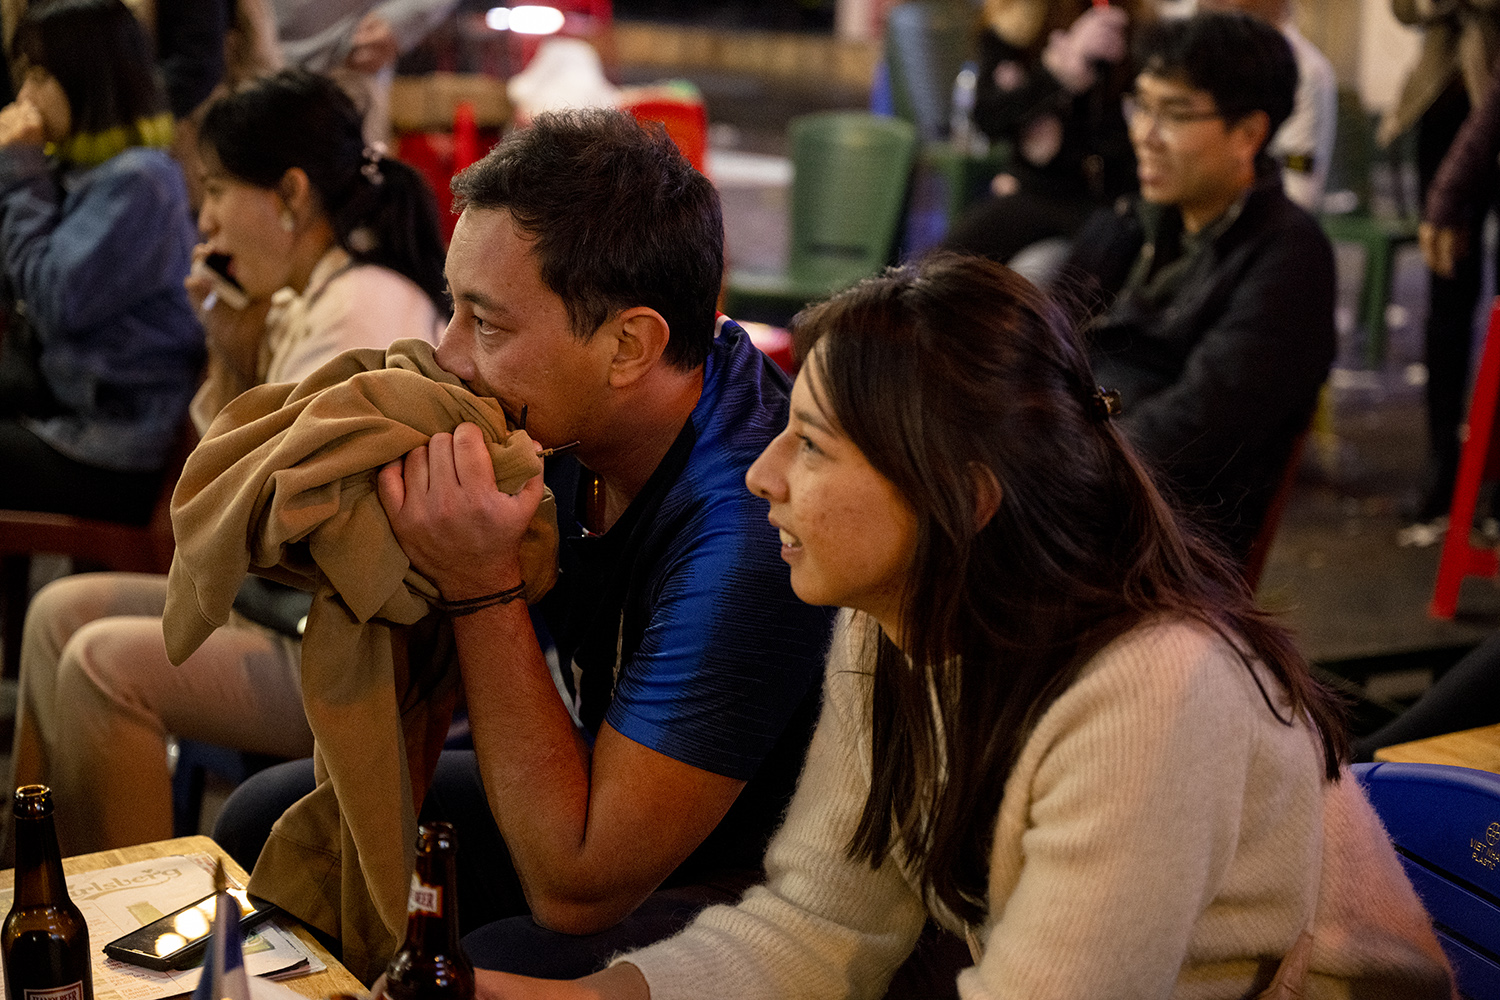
451 108 724 371
1134 11 1297 150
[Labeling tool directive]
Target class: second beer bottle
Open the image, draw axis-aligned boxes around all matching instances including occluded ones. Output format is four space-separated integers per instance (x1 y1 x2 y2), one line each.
382 822 474 1000
2 785 93 1000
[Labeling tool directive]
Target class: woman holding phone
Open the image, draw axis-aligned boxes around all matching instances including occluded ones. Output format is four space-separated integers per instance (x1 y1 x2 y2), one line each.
469 255 1452 998
0 0 202 522
8 67 448 856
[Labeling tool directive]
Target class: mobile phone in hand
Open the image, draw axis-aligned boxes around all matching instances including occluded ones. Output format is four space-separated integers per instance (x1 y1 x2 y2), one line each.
197 251 249 311
102 887 277 971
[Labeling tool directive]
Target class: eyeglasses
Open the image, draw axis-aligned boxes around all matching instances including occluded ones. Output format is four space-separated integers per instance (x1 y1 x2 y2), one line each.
1122 94 1224 135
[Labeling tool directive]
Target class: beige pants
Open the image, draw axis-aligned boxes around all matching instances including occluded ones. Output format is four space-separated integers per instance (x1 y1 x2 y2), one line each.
8 573 313 855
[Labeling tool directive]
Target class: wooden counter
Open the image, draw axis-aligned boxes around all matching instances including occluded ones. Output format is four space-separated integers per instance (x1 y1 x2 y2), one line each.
1373 722 1500 773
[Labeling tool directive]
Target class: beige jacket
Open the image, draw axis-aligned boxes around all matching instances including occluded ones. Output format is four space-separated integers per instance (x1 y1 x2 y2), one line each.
163 338 558 982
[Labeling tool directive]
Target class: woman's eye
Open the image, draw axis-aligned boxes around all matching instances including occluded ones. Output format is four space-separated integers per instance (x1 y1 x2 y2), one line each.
797 434 820 456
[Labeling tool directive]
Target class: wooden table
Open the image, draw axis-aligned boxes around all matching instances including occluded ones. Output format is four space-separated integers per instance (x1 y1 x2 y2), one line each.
1374 721 1500 772
0 835 364 999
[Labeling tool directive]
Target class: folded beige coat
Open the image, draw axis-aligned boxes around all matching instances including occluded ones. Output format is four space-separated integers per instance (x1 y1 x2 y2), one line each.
162 337 558 983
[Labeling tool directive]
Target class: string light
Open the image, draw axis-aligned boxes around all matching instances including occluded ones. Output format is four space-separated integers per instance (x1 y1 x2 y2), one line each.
485 5 565 34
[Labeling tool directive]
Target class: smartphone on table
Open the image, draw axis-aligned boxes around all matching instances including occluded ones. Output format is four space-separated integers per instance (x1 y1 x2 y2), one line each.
102 886 277 971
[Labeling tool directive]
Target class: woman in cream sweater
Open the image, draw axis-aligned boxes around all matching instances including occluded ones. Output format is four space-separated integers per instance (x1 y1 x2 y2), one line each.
467 253 1455 999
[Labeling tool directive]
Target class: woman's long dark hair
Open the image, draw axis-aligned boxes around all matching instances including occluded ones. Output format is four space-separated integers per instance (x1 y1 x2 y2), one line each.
12 0 167 135
795 254 1348 926
199 69 447 312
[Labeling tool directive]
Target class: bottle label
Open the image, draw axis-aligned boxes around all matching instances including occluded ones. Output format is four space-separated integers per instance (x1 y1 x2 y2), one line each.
24 982 84 1000
407 874 441 917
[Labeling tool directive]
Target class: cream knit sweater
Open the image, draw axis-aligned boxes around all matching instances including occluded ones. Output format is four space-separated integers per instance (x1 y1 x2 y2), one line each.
622 613 1454 999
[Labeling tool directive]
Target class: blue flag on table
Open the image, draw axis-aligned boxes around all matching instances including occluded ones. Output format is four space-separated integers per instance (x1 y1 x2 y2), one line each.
192 863 250 1000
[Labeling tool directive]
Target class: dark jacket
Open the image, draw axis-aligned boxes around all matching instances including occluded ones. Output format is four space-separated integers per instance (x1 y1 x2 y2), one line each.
1059 168 1337 558
1426 48 1500 229
971 26 1137 203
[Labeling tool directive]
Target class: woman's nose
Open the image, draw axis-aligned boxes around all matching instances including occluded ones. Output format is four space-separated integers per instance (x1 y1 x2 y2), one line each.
746 435 787 500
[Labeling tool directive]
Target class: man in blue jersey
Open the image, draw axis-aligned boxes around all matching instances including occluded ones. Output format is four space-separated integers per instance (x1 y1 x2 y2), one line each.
214 108 834 976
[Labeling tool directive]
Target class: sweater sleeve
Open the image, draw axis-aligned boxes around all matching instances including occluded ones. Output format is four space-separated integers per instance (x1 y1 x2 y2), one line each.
0 148 192 339
1425 50 1500 228
369 0 462 53
620 614 929 1000
959 625 1265 999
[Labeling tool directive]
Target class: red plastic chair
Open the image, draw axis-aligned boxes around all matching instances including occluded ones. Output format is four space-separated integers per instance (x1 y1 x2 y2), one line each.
624 96 708 173
395 100 490 245
1431 298 1500 618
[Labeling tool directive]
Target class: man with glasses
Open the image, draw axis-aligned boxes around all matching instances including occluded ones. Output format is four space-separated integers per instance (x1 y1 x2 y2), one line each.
1061 9 1336 563
1198 0 1336 213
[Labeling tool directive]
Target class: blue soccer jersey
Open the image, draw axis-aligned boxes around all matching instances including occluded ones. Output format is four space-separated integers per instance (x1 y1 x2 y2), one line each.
537 318 835 873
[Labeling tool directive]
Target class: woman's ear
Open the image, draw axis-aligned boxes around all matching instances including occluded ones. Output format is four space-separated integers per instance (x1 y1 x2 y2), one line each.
276 167 314 221
970 462 1003 531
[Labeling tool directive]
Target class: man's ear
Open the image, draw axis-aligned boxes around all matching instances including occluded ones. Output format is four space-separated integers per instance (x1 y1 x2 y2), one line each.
1231 110 1270 164
970 462 1003 532
608 306 671 387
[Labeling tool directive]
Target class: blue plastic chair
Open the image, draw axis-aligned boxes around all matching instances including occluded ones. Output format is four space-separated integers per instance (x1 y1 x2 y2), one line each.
1355 761 1500 998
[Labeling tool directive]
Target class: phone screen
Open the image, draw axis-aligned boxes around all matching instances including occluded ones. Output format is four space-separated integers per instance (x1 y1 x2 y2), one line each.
198 251 249 310
203 252 244 291
103 888 275 971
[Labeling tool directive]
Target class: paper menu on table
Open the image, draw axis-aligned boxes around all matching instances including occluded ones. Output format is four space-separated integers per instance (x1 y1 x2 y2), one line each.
0 855 320 1000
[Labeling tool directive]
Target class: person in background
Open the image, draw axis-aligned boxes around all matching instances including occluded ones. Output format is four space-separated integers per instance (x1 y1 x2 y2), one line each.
1059 10 1335 562
1419 48 1500 285
212 107 835 981
1381 0 1500 526
468 253 1453 1000
1198 0 1334 213
942 0 1148 275
6 67 448 857
0 0 202 522
271 0 461 143
1354 630 1500 761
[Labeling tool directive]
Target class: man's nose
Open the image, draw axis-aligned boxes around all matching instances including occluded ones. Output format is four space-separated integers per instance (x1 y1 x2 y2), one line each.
435 323 473 379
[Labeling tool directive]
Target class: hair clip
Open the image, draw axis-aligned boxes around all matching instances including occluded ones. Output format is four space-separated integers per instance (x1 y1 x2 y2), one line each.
1089 386 1123 421
360 142 386 186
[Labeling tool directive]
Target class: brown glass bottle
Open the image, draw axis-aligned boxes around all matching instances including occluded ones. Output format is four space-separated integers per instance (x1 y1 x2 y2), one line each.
382 822 474 1000
2 786 92 1000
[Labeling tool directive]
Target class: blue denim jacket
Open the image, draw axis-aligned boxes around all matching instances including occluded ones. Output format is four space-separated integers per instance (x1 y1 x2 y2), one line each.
0 144 204 471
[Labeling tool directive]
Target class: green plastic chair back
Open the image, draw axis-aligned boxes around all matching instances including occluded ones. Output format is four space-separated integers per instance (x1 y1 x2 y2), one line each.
885 0 975 141
1320 89 1419 366
785 111 918 296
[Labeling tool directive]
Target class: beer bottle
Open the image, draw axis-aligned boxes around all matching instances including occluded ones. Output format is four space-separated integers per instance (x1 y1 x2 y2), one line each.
382 822 474 1000
2 786 92 1000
